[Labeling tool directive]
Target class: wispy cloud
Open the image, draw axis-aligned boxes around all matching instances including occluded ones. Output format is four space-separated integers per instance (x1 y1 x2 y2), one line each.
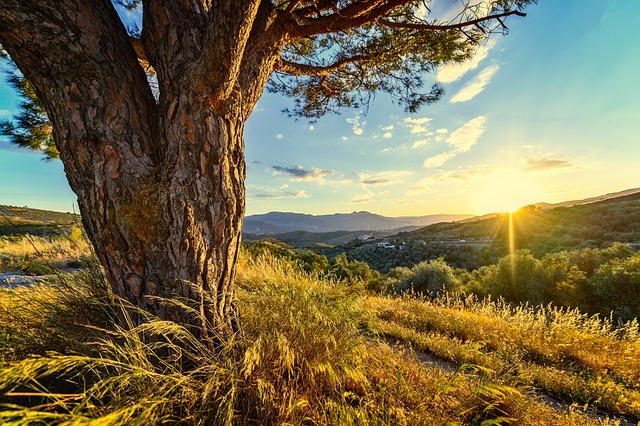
423 152 457 168
437 39 496 83
356 170 413 186
412 139 429 149
429 166 491 182
347 196 373 204
450 64 500 103
446 115 487 152
251 190 310 200
275 133 284 139
381 145 408 154
422 116 487 168
248 184 311 200
523 155 573 172
407 165 491 196
347 185 375 204
0 109 11 116
272 165 334 182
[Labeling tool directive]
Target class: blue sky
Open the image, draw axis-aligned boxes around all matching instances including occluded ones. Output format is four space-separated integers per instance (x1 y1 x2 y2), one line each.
1 0 639 216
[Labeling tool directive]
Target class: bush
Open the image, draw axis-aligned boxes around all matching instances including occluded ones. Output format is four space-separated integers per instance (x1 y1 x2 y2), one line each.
395 258 461 297
588 252 640 322
480 250 546 305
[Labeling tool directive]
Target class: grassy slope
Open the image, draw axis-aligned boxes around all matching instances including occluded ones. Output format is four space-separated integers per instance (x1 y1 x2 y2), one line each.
0 205 80 238
1 238 637 424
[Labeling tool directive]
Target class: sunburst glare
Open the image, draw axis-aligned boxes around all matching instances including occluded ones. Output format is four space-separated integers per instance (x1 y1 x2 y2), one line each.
473 175 545 215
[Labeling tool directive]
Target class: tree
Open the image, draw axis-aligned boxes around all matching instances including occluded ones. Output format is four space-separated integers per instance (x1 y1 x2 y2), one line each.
0 0 534 339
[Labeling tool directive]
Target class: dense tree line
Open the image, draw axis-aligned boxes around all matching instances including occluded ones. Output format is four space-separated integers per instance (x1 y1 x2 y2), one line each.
246 238 640 323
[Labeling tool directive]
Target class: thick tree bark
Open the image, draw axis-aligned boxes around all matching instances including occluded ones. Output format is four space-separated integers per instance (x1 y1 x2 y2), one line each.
0 0 280 338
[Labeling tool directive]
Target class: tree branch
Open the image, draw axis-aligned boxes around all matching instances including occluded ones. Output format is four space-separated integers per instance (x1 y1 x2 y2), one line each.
275 55 370 77
203 0 263 104
284 0 303 14
378 10 526 31
283 0 409 38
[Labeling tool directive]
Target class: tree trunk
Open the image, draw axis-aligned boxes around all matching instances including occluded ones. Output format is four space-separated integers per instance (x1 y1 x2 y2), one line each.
0 0 276 339
80 112 246 337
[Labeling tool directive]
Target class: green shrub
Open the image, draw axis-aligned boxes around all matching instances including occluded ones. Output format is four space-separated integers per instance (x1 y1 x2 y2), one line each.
588 252 640 322
395 258 461 297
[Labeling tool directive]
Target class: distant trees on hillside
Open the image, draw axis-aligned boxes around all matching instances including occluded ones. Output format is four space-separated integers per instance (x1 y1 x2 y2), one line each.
245 238 640 323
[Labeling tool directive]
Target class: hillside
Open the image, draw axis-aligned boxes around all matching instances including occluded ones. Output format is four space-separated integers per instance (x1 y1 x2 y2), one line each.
534 187 640 209
339 191 640 273
0 205 80 237
406 192 640 253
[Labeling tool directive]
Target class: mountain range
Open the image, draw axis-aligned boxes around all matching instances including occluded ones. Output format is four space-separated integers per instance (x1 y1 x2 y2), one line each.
244 187 640 235
242 211 474 234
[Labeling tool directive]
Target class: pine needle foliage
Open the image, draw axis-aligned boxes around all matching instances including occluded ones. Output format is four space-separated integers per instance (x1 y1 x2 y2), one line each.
0 72 58 160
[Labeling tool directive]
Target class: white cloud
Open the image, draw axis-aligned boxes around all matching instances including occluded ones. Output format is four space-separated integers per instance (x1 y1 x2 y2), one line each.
0 109 11 116
436 128 448 134
437 38 496 83
382 124 394 131
275 133 284 139
403 116 431 134
450 64 500 103
346 114 366 135
404 117 431 125
383 132 392 139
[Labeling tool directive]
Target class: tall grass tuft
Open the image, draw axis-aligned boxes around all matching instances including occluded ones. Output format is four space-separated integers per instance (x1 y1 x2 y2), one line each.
0 235 92 274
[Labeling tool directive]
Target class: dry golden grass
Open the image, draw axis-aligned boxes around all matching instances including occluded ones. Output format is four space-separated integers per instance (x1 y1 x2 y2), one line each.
0 251 623 424
364 293 640 421
0 234 92 273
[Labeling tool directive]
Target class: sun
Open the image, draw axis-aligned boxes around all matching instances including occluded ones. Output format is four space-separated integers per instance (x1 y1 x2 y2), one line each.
473 178 545 214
